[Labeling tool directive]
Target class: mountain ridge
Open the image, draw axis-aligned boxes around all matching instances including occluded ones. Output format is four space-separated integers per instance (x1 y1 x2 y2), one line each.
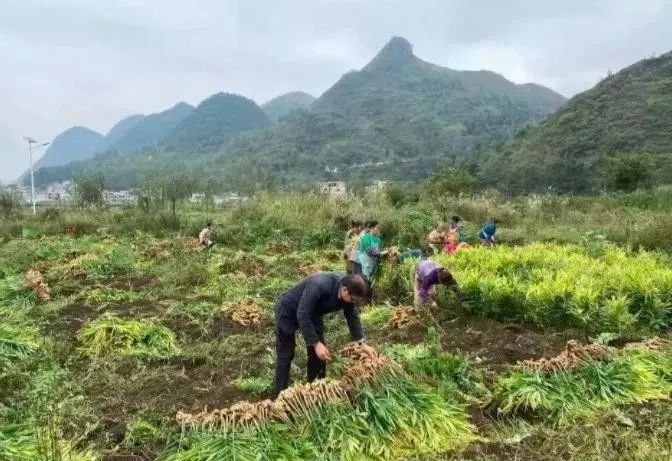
477 50 672 193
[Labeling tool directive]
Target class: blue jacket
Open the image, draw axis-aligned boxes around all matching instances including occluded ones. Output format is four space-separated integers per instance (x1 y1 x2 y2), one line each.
479 223 496 240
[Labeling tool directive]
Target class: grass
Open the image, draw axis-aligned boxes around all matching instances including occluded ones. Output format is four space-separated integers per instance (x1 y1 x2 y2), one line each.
3 190 672 459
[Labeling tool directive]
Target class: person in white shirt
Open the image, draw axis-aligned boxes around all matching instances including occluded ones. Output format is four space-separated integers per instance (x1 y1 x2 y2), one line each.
199 222 214 247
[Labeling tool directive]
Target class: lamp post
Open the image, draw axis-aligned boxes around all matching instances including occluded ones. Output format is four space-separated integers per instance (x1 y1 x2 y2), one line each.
23 137 49 215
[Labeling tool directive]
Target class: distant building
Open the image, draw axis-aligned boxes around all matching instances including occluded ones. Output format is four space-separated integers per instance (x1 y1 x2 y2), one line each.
104 190 135 204
318 181 347 197
366 180 389 194
190 193 206 204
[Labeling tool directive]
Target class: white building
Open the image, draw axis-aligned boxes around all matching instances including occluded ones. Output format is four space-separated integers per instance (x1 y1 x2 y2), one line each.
366 180 390 194
318 181 347 197
104 190 135 204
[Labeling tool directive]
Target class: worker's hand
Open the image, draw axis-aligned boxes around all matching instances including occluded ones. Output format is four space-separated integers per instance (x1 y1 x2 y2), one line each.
314 342 331 361
359 342 376 356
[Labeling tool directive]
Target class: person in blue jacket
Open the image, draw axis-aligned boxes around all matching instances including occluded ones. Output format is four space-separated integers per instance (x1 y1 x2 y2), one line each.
478 218 498 246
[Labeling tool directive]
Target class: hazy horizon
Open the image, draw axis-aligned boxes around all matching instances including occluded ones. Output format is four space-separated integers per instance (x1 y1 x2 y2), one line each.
2 0 672 181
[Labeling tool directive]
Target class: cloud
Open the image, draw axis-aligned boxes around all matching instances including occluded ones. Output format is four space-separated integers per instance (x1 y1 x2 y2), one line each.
0 0 671 180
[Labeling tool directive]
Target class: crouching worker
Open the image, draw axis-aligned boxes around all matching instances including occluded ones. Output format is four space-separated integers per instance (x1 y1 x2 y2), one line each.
414 259 460 307
199 222 214 247
273 273 374 398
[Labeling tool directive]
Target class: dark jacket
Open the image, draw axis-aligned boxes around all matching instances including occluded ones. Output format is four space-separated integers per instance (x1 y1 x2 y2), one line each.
275 273 364 346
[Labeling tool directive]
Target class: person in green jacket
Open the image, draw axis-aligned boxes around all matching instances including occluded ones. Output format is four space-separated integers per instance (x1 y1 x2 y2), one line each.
357 221 384 281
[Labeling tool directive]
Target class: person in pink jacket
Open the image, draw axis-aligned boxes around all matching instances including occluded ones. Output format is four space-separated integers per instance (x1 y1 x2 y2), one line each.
414 259 459 306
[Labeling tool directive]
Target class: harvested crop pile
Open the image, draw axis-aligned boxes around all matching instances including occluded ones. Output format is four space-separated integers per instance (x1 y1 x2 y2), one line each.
520 340 609 373
177 399 287 430
387 306 421 329
624 336 669 351
339 342 397 387
176 379 348 430
169 341 474 460
276 379 348 414
25 269 51 301
178 237 203 253
221 298 264 326
233 250 267 276
177 345 391 430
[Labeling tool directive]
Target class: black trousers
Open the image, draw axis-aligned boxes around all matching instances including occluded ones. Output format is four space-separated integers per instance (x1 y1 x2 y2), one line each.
273 326 325 398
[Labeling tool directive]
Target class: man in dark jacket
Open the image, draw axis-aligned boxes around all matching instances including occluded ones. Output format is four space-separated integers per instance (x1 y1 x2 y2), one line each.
273 273 372 397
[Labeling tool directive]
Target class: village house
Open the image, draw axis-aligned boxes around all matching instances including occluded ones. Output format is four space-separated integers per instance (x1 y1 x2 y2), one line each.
318 181 347 197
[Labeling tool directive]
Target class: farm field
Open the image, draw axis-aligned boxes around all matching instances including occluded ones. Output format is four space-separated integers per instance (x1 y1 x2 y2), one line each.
1 192 672 460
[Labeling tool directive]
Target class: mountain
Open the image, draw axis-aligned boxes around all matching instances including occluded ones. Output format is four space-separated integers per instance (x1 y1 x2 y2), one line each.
32 127 104 170
262 91 316 121
478 50 672 194
221 36 566 183
32 37 566 189
98 114 145 153
164 93 270 152
107 102 194 154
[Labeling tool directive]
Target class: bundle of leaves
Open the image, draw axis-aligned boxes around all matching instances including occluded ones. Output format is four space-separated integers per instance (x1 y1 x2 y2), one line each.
169 372 473 461
495 342 672 425
78 314 180 358
360 305 392 328
0 323 38 369
0 423 98 461
85 287 143 304
385 328 485 398
0 424 38 460
438 243 672 333
0 276 37 308
162 424 315 461
232 376 272 395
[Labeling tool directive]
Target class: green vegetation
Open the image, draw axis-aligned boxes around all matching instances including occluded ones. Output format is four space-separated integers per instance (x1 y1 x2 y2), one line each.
31 126 104 171
262 91 316 122
78 314 180 358
496 345 672 425
1 190 671 460
164 93 270 153
479 51 672 193
32 37 565 189
232 377 272 395
435 243 672 333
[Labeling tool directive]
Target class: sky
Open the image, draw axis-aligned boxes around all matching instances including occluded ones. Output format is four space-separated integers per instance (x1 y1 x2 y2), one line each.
1 0 672 181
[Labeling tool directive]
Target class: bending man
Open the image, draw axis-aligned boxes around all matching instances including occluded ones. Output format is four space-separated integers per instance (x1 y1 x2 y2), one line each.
273 273 373 397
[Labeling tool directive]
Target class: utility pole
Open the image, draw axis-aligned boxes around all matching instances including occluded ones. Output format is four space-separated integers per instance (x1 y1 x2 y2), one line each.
23 137 49 215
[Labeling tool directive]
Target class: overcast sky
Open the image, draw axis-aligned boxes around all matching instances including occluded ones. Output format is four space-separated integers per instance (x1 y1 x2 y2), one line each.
1 0 671 180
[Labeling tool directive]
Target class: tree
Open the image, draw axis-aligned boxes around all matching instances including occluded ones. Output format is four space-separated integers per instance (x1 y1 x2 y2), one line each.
602 154 654 192
74 175 105 208
0 187 22 217
163 175 195 217
424 166 475 197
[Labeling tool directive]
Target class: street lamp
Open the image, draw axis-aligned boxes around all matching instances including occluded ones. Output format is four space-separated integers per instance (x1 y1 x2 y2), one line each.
23 136 50 215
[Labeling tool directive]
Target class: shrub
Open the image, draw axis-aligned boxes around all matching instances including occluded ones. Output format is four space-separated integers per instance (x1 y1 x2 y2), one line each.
438 244 672 333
